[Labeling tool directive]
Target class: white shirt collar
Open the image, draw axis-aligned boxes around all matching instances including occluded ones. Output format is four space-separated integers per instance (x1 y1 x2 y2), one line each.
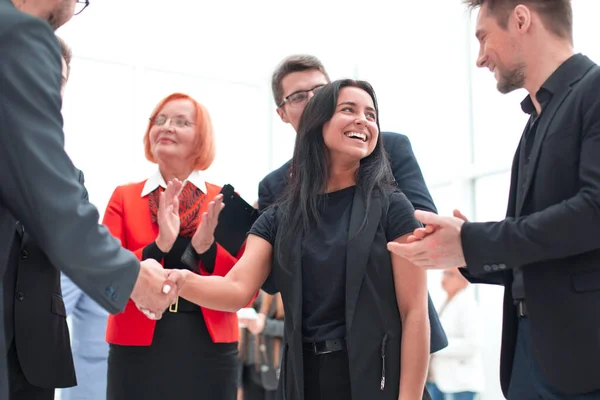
141 170 207 197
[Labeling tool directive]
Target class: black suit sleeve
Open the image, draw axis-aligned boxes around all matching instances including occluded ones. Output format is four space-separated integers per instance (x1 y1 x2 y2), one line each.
0 18 139 314
459 267 506 286
385 133 437 213
461 72 600 275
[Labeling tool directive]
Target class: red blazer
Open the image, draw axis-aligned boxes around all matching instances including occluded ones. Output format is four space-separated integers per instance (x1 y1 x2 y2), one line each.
103 180 242 346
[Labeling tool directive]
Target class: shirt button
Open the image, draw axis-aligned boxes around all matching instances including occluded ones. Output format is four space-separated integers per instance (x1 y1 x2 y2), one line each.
21 250 28 259
16 292 24 301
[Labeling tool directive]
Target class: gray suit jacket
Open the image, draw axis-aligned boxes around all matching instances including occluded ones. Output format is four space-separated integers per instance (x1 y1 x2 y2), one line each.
0 0 140 395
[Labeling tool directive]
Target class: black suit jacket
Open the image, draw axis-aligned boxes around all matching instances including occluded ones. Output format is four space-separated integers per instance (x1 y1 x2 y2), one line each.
4 170 87 389
461 54 600 396
274 189 429 400
257 131 448 354
0 0 140 394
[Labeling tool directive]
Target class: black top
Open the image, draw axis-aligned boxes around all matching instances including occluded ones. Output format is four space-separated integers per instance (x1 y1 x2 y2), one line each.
250 187 421 342
513 70 556 302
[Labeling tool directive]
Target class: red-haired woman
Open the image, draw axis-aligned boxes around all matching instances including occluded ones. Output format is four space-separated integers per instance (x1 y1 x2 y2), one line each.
103 93 241 400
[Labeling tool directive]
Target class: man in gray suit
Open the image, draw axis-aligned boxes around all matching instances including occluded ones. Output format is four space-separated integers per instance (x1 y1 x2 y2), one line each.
0 1 178 398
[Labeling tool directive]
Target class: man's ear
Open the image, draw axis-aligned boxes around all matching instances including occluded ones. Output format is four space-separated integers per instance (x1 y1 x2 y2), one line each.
513 5 532 33
276 107 289 124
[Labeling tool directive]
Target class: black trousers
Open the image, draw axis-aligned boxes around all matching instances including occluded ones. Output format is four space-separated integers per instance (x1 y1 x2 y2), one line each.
7 341 54 400
507 317 600 399
303 350 352 400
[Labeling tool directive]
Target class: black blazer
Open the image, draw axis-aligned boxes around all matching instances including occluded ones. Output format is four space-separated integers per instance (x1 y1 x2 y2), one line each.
5 170 87 389
461 54 600 396
271 189 428 400
258 131 448 353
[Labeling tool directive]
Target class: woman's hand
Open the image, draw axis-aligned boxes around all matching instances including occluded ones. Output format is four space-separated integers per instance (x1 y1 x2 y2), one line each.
191 194 225 254
156 179 183 252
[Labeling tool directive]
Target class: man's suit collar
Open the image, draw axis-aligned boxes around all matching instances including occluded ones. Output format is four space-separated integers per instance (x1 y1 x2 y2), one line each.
521 53 595 115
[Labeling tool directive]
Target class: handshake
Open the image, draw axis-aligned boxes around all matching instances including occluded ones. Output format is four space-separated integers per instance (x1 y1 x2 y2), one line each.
129 259 189 320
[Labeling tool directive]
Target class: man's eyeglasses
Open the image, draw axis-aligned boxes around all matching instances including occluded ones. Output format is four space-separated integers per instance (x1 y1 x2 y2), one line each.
278 85 325 108
151 115 194 128
74 0 89 16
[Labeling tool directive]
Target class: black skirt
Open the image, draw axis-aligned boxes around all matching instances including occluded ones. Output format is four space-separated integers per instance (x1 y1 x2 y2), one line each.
107 307 238 400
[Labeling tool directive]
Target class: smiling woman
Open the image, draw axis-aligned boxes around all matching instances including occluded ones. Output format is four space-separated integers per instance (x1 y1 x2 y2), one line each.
101 93 243 400
165 80 432 400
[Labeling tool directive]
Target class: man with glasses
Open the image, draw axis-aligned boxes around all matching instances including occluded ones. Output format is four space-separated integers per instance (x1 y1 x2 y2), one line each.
257 55 448 355
0 1 177 399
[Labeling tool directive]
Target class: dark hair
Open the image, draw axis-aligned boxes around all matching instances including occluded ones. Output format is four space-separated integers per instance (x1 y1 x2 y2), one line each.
274 79 394 267
56 36 72 77
463 0 573 42
271 54 330 106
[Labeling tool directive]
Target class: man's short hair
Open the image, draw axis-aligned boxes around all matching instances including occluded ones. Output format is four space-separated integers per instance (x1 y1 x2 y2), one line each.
271 54 330 106
56 36 72 77
463 0 573 42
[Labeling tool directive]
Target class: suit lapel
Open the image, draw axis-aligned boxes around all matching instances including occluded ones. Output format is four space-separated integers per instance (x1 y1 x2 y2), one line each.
345 189 381 336
516 56 596 215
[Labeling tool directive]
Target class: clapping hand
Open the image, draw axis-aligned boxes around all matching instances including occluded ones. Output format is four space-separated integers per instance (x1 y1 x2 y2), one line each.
155 179 183 253
191 194 225 254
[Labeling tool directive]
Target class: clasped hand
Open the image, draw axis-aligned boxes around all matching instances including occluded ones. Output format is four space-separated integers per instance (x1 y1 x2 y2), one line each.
386 209 468 270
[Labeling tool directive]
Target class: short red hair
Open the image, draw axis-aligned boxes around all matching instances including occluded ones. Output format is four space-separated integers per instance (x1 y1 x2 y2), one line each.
143 93 215 171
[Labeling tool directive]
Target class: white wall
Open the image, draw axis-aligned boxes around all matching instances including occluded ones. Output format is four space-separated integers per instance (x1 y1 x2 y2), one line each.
54 1 600 399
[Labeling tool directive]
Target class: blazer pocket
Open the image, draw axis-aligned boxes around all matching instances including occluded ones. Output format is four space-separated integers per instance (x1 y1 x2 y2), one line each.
571 269 600 293
51 293 67 317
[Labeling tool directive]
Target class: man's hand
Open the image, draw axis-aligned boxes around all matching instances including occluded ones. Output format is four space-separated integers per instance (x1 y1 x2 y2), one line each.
406 209 469 243
387 210 467 270
130 259 178 319
191 194 225 254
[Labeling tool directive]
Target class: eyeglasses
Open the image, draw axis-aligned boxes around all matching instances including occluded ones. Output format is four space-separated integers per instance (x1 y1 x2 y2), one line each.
278 84 325 108
74 0 89 16
151 115 194 128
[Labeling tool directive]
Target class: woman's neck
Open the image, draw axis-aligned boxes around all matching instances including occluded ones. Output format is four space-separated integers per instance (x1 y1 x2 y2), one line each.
326 161 359 193
158 164 194 183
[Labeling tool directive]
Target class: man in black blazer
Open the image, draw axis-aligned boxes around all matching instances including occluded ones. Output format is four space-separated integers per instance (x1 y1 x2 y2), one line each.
0 1 179 398
389 1 600 398
258 54 448 354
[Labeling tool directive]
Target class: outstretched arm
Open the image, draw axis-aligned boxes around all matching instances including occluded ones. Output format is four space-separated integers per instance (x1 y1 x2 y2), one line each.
175 234 273 312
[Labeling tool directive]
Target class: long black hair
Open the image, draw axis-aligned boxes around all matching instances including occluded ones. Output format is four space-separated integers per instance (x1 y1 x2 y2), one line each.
274 79 395 267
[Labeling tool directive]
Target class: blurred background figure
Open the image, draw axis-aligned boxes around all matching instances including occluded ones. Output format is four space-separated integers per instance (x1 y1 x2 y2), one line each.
427 268 484 400
238 291 284 400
